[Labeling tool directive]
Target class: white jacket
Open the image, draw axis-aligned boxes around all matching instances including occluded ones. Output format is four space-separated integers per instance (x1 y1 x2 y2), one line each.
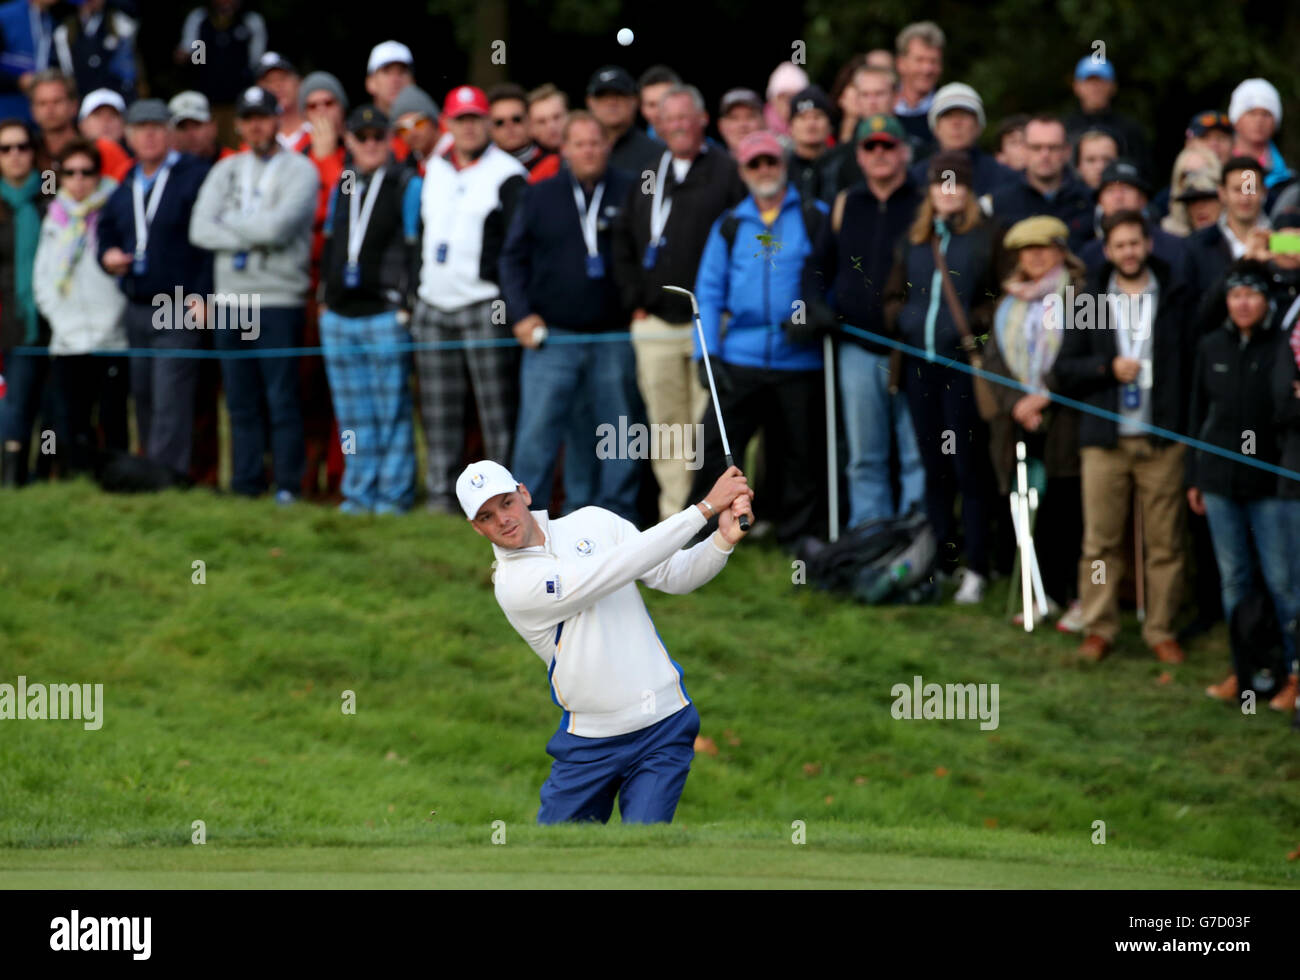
492 505 732 738
33 187 127 355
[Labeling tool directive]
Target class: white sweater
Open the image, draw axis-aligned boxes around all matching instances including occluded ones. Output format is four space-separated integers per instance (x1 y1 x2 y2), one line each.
33 193 126 355
492 506 732 738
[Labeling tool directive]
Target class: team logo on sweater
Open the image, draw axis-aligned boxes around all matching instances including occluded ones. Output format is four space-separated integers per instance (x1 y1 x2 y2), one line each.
575 538 595 556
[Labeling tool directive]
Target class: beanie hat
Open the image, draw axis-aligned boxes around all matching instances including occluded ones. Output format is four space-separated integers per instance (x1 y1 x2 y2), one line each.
299 71 349 114
766 62 810 100
1228 78 1282 126
390 85 440 122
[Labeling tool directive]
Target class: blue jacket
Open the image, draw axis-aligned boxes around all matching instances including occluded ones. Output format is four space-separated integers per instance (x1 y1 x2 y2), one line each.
0 0 52 121
97 153 214 305
499 165 632 330
694 184 825 372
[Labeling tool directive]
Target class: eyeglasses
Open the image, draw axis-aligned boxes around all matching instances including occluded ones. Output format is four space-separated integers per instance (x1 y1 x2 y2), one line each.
305 99 337 112
61 167 97 177
744 155 780 170
859 140 897 154
0 142 32 154
354 131 387 144
492 114 525 127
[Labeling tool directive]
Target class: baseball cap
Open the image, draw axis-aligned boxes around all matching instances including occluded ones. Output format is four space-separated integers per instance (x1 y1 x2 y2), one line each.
347 104 389 134
1186 110 1232 139
854 113 905 146
456 461 520 520
736 130 783 165
1174 172 1219 202
928 82 985 133
587 65 636 97
444 85 489 119
124 99 170 126
78 88 125 123
1099 158 1151 197
719 87 762 116
368 40 414 75
168 90 211 125
235 85 280 118
1074 56 1116 82
789 85 831 119
255 51 297 79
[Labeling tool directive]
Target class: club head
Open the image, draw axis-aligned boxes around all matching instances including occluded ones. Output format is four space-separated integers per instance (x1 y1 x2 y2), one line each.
662 285 700 316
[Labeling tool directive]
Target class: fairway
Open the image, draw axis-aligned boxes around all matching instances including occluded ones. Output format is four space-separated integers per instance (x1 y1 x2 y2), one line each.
2 482 1298 889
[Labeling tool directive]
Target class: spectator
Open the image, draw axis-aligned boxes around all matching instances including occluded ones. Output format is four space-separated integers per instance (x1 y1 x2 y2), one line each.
990 114 1094 252
865 49 894 72
764 61 809 139
1050 210 1192 664
500 110 640 521
489 82 556 182
317 105 417 515
1160 148 1221 237
638 64 680 141
1190 260 1297 707
390 85 440 171
188 85 317 502
0 0 57 121
612 84 745 520
819 67 903 201
526 83 566 155
78 88 125 145
1072 129 1118 191
1185 156 1269 299
254 52 308 152
802 113 925 530
892 20 944 149
1064 56 1150 175
97 98 213 479
364 40 414 116
1078 160 1189 284
829 53 867 144
994 114 1030 173
411 84 528 513
1272 258 1300 711
716 88 763 157
981 216 1086 627
0 117 48 486
168 90 234 165
908 82 1017 197
1228 78 1293 211
884 150 1002 600
30 69 129 180
587 65 661 174
785 85 837 204
33 138 126 467
175 0 267 146
686 129 828 546
52 0 140 104
1149 112 1233 221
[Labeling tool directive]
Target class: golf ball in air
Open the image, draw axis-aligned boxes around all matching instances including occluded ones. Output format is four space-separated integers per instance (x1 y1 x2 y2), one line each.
617 28 634 46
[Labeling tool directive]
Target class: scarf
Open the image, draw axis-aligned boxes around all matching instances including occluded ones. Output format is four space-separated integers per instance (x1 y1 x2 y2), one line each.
0 171 43 344
922 217 953 360
995 264 1069 391
48 178 114 297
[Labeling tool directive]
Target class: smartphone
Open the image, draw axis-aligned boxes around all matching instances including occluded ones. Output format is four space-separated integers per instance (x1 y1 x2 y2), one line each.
1269 232 1300 254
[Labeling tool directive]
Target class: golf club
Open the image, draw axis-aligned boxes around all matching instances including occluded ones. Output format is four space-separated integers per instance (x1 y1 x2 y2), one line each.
663 284 751 532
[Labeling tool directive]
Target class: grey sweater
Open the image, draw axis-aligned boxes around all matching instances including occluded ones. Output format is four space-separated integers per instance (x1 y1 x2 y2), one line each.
188 147 318 307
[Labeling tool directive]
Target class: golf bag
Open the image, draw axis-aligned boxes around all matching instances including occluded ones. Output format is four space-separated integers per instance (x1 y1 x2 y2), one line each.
800 508 938 604
1230 589 1290 700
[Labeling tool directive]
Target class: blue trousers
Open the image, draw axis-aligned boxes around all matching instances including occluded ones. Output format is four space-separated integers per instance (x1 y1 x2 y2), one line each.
538 703 700 825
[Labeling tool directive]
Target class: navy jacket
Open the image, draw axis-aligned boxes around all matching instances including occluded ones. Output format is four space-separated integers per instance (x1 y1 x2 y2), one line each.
1078 223 1190 288
989 174 1095 254
802 178 922 356
499 165 633 331
98 153 214 304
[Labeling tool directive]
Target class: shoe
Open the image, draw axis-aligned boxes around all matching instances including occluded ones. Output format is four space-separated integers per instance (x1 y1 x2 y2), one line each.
1 445 27 487
1151 639 1186 665
953 569 987 605
1205 673 1238 701
275 489 298 506
1078 634 1112 662
1056 599 1086 634
1269 674 1299 712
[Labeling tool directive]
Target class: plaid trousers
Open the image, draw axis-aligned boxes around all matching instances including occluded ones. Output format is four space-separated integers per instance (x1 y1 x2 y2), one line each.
319 308 416 513
411 298 519 505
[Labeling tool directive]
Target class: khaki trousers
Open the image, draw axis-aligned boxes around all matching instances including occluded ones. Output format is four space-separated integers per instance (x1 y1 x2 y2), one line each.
631 314 709 520
1078 437 1186 645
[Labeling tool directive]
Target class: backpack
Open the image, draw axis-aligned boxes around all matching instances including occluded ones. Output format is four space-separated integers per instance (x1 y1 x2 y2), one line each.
717 191 839 259
799 508 938 604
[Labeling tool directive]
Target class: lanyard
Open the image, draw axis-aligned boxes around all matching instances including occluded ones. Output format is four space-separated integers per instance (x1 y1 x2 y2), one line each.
346 168 386 266
131 152 178 258
648 150 673 245
1109 291 1150 360
571 178 605 258
29 4 49 69
240 150 285 215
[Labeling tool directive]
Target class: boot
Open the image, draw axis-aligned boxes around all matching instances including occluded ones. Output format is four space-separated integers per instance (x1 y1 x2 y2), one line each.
1 445 27 487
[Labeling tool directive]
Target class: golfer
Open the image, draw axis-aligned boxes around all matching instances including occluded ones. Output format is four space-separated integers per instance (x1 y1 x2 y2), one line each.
458 459 754 824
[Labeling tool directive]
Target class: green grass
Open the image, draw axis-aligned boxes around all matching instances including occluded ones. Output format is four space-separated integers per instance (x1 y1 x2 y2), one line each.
1 480 1298 888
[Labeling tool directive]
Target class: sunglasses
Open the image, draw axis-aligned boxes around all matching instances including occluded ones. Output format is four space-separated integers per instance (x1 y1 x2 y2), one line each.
859 140 898 153
61 167 98 177
353 131 387 144
492 114 525 127
396 116 431 133
0 142 32 154
744 155 780 170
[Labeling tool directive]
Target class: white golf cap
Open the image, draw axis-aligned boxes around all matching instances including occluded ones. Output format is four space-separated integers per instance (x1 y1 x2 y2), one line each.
167 90 211 125
368 40 414 75
78 88 126 122
456 460 519 519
